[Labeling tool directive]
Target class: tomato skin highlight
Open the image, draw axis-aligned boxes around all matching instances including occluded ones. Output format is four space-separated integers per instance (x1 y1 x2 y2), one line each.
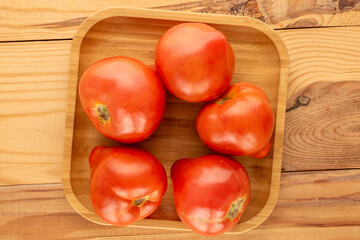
79 56 166 143
196 82 274 157
155 23 235 103
171 154 251 236
89 146 168 226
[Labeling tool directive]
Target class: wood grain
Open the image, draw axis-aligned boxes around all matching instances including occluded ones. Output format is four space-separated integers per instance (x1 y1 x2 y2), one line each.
284 81 360 171
0 40 70 185
155 0 360 29
1 26 360 186
62 8 288 232
278 27 360 100
1 169 360 239
0 0 178 42
1 0 360 239
0 0 360 41
279 27 360 171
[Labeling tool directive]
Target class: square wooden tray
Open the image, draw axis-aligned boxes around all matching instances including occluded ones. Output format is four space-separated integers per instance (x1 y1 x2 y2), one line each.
62 7 288 234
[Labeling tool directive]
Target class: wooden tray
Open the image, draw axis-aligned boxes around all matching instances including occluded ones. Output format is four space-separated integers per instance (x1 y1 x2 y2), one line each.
62 7 288 234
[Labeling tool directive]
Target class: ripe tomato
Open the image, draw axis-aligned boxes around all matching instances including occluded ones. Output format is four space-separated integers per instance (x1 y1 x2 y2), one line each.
89 146 168 226
196 82 274 158
79 56 166 143
171 155 251 236
155 23 234 102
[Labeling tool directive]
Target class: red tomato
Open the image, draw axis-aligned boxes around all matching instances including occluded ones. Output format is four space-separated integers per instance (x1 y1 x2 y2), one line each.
89 146 168 226
79 56 166 143
155 23 234 102
171 154 251 236
196 82 274 157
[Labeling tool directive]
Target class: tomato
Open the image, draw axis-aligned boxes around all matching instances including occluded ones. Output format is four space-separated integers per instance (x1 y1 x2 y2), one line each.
196 82 274 157
171 154 251 236
155 23 234 102
89 146 168 226
79 56 166 143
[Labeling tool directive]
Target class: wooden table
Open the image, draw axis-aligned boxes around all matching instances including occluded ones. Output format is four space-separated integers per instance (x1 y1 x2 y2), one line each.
1 1 360 239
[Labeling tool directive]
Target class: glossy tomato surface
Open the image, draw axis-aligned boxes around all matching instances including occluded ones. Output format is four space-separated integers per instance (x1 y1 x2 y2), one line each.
155 23 234 102
171 155 251 236
196 82 274 158
89 146 168 226
79 56 166 143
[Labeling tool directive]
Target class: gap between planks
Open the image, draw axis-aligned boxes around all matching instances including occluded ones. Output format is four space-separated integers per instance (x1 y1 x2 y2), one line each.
0 38 72 44
281 167 360 174
0 25 359 44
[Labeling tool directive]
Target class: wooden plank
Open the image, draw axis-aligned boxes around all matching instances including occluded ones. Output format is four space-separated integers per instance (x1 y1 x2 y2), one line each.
279 27 360 171
1 27 360 185
155 0 360 29
0 184 186 239
0 0 188 41
1 169 359 239
84 227 360 240
0 40 71 185
0 0 360 41
262 170 360 228
278 27 360 100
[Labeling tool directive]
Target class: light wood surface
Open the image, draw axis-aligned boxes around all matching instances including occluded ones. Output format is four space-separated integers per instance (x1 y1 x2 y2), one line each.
1 0 360 239
0 40 70 185
62 7 288 233
279 27 360 101
0 0 360 41
1 169 360 239
279 27 360 171
284 81 360 171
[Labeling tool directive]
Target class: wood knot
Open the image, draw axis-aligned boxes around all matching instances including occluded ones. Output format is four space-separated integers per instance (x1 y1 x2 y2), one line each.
296 95 310 106
286 95 310 112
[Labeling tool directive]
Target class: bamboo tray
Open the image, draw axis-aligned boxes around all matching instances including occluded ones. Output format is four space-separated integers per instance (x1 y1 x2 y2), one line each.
62 7 288 234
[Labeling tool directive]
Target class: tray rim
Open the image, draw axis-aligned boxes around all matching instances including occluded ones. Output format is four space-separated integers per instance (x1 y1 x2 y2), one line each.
62 6 288 234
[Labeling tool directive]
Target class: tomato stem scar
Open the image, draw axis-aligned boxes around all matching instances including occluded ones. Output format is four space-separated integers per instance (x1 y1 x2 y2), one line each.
133 197 148 207
180 195 246 224
95 104 110 125
226 197 245 220
216 97 231 105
